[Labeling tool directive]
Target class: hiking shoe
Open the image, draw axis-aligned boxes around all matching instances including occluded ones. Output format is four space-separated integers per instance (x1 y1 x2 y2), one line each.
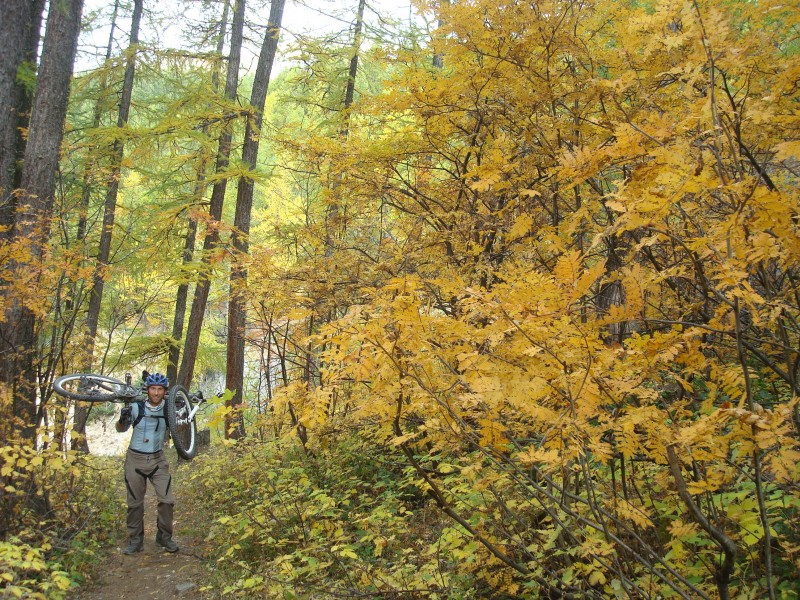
156 535 179 553
123 538 143 554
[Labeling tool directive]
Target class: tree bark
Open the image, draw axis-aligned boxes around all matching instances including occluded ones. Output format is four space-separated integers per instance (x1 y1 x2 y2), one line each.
0 0 45 240
225 0 286 439
178 0 246 389
1 0 84 442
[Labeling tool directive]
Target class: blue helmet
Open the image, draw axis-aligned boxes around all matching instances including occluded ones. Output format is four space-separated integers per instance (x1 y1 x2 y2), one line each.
145 372 169 388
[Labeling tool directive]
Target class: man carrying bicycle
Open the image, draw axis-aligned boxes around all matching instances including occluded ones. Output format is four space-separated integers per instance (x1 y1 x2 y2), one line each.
116 372 179 554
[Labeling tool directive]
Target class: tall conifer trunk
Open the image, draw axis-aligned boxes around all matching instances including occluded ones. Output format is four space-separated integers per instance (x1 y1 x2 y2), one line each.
310 0 366 396
225 0 286 439
0 0 45 240
342 0 365 134
75 0 142 450
76 0 121 245
1 0 84 442
167 0 231 385
323 0 365 250
67 0 122 452
178 0 246 389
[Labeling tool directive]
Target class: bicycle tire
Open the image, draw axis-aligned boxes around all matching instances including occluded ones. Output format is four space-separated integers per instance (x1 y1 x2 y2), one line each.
166 385 198 460
53 374 134 403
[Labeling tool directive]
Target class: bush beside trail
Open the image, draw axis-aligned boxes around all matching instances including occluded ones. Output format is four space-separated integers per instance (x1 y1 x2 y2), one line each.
0 438 122 599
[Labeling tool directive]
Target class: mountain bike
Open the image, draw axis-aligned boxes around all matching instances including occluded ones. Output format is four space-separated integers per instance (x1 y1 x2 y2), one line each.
52 373 208 460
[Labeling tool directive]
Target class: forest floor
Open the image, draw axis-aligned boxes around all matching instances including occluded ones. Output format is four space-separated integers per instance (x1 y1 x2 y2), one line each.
68 421 213 599
68 503 208 599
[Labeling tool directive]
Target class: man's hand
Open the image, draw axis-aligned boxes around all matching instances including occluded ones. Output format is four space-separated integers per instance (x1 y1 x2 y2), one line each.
119 405 132 427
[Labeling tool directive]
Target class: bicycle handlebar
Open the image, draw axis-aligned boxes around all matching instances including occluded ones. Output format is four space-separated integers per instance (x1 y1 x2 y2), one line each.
188 390 225 403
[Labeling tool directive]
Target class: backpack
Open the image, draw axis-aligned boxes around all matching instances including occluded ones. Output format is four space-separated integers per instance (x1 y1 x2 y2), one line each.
132 401 169 439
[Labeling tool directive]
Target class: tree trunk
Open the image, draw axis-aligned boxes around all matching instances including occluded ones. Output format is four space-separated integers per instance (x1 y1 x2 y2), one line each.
178 0 246 389
84 0 142 349
73 0 142 451
76 0 121 244
70 0 122 452
1 0 84 442
323 0 364 255
342 0 365 134
167 0 230 385
167 214 198 384
0 0 44 240
225 0 286 439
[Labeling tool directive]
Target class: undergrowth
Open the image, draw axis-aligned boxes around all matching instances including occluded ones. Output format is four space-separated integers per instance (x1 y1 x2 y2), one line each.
181 435 481 599
0 440 123 599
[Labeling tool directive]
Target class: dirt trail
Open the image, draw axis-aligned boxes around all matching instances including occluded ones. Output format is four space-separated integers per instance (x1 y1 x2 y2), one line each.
69 486 211 599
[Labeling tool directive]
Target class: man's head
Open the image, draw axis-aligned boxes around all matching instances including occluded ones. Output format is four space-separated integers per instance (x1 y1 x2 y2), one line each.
144 372 169 405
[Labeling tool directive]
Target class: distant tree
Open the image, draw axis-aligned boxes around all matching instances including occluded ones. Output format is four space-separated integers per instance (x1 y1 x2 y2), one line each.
74 0 122 246
178 0 246 389
225 0 286 439
167 0 232 385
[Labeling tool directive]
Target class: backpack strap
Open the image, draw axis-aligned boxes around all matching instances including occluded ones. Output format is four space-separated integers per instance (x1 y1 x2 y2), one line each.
132 400 168 430
132 401 146 428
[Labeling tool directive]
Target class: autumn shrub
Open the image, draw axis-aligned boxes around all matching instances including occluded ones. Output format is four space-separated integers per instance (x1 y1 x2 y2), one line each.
0 398 123 598
182 432 495 598
286 271 799 599
0 537 72 599
246 0 800 596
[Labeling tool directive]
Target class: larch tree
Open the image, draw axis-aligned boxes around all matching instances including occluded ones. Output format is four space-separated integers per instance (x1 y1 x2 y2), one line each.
225 0 286 439
167 0 232 385
177 0 246 389
73 0 143 451
74 0 122 246
67 0 124 451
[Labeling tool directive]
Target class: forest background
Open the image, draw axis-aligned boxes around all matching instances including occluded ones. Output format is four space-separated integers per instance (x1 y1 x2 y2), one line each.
0 0 799 598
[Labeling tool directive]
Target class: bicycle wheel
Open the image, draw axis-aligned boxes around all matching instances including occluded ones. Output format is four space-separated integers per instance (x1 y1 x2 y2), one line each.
53 374 131 402
166 385 197 460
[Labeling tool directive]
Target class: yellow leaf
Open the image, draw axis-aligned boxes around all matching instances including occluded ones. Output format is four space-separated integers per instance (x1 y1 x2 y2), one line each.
508 213 533 241
589 569 607 585
774 141 800 161
554 250 581 288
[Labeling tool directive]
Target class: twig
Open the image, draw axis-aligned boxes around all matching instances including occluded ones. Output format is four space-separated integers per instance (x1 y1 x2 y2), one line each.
666 444 736 600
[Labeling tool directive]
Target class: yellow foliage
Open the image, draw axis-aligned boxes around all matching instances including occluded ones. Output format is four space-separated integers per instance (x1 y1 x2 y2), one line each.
57 0 797 595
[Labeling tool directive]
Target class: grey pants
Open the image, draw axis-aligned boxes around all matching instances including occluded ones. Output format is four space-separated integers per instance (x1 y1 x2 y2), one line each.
124 449 176 541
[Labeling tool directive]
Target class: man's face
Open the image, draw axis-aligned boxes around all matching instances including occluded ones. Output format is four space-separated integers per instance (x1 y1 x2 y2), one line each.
147 385 166 405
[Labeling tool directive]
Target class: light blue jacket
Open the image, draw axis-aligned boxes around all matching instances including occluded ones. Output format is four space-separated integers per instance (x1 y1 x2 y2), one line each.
122 401 168 453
